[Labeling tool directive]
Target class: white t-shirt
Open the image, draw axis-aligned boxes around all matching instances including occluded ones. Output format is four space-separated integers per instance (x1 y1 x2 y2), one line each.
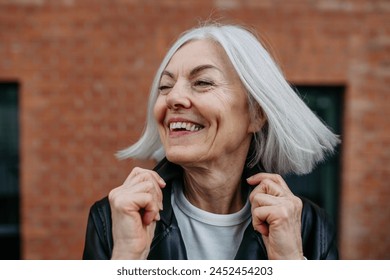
171 182 252 260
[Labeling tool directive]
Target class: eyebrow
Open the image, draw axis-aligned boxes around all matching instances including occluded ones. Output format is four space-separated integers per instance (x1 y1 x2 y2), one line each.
189 64 221 77
161 64 221 79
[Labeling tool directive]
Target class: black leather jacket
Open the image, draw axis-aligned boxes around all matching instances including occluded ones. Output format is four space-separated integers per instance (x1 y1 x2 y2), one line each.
83 158 339 260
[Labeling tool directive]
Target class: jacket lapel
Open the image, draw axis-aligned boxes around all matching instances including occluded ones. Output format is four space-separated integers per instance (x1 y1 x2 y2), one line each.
148 159 188 259
234 223 268 259
149 158 268 260
235 161 269 259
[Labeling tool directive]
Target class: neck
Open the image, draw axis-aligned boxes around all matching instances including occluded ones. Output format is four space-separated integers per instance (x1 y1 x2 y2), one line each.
182 155 248 214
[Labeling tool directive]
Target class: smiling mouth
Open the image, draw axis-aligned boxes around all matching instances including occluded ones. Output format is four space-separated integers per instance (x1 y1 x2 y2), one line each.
169 121 204 132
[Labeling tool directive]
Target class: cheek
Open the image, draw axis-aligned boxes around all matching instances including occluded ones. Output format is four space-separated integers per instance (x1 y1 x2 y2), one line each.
153 98 165 124
220 101 252 135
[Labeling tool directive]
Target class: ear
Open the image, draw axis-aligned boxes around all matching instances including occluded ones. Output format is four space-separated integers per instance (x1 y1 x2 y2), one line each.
248 104 267 133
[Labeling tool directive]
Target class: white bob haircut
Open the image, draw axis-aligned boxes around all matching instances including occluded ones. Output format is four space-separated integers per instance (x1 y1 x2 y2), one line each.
117 24 340 175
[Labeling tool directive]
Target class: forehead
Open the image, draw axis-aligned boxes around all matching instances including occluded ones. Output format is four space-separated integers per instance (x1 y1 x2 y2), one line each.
164 39 235 74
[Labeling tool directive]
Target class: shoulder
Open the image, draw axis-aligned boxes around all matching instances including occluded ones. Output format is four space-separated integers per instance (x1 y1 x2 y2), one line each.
89 196 111 226
83 196 113 259
301 197 331 226
90 196 113 244
300 197 339 259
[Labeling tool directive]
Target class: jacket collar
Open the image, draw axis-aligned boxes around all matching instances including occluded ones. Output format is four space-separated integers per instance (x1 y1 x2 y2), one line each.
152 157 268 259
153 155 264 187
153 158 182 226
153 157 264 227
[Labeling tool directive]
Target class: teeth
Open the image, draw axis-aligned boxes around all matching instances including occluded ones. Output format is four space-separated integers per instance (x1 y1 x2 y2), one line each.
169 122 202 132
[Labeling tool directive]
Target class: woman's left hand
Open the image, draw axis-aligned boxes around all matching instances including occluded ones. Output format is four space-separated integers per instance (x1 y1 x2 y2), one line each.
247 173 304 260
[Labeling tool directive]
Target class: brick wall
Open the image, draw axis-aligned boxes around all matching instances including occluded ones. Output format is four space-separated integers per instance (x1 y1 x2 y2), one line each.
0 0 388 259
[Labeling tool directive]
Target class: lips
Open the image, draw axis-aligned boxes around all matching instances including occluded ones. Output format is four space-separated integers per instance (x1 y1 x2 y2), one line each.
169 121 204 132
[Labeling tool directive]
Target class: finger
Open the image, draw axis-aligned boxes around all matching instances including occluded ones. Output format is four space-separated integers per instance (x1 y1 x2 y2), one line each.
109 180 162 215
250 192 281 209
252 206 272 236
247 173 289 191
110 179 162 207
130 181 164 211
123 170 165 208
249 178 285 198
149 170 166 188
124 192 161 225
142 209 161 225
125 167 166 188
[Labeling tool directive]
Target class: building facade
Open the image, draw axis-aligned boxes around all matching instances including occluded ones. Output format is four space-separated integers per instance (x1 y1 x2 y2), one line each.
0 0 389 259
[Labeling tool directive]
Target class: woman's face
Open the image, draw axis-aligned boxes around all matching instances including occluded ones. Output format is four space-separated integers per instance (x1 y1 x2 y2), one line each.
154 39 259 167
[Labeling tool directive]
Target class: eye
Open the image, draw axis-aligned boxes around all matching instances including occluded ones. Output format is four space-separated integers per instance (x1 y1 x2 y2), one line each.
193 80 215 90
158 85 172 95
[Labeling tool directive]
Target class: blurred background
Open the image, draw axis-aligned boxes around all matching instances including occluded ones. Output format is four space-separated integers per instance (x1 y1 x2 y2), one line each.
0 0 389 259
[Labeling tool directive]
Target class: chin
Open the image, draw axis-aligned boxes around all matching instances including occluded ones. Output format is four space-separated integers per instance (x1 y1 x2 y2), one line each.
164 148 199 165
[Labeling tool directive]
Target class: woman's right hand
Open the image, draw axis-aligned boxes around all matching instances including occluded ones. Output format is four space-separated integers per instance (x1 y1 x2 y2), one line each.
108 167 166 259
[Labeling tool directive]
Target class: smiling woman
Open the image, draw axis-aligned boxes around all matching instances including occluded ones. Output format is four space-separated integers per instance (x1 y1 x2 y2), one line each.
83 23 340 260
154 40 256 169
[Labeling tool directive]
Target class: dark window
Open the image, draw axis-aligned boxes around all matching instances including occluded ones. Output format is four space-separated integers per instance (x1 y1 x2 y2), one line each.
0 82 20 259
285 86 343 230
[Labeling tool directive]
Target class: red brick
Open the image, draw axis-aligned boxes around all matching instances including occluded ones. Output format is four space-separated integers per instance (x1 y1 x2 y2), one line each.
0 0 388 259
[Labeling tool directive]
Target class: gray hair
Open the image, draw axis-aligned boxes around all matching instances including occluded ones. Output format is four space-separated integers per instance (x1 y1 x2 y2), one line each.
116 24 340 175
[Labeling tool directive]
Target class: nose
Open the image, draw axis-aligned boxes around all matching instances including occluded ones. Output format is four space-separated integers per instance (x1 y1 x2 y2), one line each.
165 82 191 110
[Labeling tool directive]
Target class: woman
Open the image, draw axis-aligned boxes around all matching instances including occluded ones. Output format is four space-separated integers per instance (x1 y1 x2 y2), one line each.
83 24 339 260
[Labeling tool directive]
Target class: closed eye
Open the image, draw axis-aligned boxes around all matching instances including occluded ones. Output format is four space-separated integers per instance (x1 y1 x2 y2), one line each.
158 85 172 94
193 80 215 89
